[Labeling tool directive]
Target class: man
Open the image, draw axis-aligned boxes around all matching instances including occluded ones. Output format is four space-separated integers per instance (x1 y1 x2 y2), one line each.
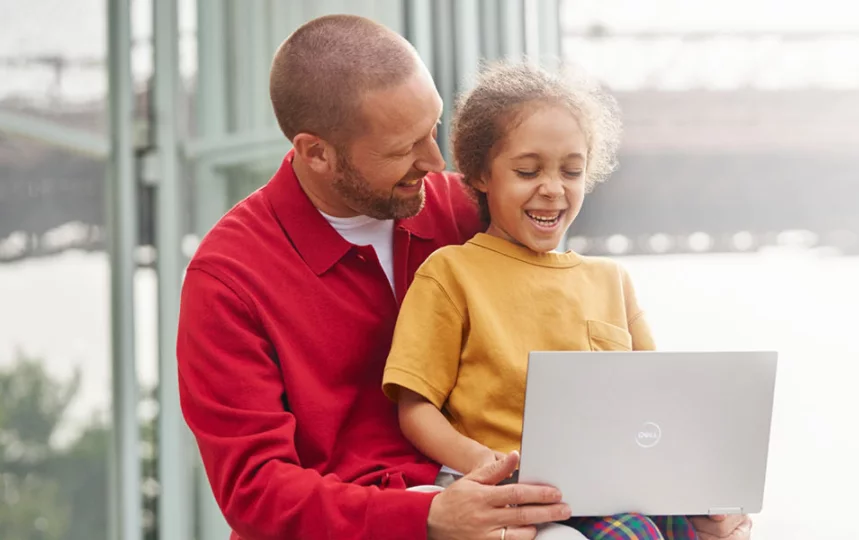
177 14 753 540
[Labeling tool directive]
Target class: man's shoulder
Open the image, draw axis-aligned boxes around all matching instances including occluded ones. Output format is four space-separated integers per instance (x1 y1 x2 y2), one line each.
424 170 463 190
186 188 283 277
413 171 483 246
422 170 468 210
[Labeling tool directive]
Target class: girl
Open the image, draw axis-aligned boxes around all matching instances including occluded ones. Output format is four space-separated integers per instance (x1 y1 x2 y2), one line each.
383 61 698 540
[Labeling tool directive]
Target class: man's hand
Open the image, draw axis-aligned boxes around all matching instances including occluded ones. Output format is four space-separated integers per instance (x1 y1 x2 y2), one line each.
690 514 752 540
427 451 572 540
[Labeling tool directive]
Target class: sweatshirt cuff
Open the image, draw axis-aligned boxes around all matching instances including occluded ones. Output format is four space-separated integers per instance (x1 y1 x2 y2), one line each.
367 488 438 540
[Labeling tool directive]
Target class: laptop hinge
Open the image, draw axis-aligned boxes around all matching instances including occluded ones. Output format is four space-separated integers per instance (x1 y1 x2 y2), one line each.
708 507 743 515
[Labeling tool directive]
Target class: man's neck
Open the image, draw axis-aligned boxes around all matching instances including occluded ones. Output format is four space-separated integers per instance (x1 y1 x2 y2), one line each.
292 154 359 218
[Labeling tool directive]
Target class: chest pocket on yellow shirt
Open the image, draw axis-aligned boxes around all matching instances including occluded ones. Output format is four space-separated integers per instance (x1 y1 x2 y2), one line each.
587 320 633 351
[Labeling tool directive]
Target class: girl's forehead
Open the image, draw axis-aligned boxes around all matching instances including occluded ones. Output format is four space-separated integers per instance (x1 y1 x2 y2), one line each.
498 107 587 152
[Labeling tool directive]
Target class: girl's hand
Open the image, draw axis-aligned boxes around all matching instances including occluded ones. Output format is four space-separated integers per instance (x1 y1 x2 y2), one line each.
470 447 507 473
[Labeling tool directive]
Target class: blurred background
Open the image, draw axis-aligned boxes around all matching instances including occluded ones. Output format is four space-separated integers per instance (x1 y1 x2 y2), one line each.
1 0 856 539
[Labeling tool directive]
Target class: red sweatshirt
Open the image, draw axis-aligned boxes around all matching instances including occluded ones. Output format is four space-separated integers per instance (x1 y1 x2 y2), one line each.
177 152 481 539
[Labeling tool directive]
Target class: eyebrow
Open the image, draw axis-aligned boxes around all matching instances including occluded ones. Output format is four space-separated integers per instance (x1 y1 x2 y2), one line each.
392 112 444 153
511 152 585 160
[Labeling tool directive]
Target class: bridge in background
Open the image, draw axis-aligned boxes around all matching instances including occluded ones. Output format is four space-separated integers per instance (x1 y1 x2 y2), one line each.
572 89 859 255
4 25 859 261
2 88 857 262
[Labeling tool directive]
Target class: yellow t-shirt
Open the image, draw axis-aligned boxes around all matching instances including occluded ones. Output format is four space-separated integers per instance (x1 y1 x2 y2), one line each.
382 233 655 454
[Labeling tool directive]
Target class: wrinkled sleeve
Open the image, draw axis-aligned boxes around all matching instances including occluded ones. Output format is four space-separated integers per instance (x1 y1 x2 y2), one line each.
178 268 436 540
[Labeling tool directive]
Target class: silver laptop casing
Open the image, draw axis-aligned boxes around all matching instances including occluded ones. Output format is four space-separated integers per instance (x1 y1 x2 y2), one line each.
518 351 777 516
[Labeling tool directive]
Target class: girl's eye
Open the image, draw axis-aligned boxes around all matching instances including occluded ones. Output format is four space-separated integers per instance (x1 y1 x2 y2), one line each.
515 170 539 179
563 170 583 179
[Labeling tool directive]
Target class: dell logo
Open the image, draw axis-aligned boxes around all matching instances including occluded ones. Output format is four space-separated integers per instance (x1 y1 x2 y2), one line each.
636 422 662 448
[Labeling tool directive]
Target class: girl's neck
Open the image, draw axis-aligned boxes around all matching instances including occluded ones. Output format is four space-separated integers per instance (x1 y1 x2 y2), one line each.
485 222 559 254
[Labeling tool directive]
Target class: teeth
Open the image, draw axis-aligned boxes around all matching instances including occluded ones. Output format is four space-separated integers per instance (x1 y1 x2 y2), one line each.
400 179 420 186
526 211 561 224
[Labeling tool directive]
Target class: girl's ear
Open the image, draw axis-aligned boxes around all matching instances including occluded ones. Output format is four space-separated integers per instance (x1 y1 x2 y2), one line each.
473 173 489 194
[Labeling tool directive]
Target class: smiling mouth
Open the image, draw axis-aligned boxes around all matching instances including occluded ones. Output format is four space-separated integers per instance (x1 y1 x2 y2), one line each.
525 210 566 227
397 176 425 188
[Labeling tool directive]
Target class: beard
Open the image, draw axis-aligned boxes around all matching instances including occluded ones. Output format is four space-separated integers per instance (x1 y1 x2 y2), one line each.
332 150 426 220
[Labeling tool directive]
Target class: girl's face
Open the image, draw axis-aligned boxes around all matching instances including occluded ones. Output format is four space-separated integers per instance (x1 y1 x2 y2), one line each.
476 104 589 253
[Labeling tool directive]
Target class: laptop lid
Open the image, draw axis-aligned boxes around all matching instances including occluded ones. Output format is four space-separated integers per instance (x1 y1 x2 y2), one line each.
517 351 778 517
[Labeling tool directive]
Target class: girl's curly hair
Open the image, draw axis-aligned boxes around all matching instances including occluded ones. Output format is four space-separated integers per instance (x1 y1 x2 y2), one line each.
451 60 623 223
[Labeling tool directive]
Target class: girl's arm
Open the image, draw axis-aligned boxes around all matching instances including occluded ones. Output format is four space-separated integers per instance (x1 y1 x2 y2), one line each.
397 388 502 475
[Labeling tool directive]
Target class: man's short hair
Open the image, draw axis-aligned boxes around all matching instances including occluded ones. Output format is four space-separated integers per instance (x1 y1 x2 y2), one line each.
270 15 421 145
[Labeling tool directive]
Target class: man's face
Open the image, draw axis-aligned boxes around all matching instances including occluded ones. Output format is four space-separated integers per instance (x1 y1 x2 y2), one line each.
333 67 446 220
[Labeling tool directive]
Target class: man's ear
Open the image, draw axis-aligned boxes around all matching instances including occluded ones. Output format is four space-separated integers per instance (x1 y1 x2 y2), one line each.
292 133 336 175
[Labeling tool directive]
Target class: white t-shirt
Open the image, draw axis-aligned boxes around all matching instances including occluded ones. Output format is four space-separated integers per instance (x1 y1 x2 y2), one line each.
320 211 395 290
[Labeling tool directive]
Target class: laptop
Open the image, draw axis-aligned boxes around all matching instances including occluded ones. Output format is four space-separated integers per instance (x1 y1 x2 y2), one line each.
517 351 778 517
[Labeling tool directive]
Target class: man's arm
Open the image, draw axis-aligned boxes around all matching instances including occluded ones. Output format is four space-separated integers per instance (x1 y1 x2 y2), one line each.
177 268 435 540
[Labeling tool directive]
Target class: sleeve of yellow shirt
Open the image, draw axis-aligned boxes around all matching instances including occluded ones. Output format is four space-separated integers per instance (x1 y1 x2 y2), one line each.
620 265 657 351
382 273 465 409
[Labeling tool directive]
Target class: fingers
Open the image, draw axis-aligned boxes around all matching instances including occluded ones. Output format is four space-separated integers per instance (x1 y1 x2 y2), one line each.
689 515 723 536
690 514 752 539
468 450 520 485
497 502 572 527
502 525 539 540
690 515 733 534
724 516 752 540
736 518 753 538
484 482 564 507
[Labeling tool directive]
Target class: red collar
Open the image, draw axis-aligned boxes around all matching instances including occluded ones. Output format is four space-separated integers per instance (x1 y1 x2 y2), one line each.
265 150 436 275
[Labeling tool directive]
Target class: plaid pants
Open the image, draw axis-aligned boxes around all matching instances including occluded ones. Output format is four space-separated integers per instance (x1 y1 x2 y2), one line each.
565 514 698 540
